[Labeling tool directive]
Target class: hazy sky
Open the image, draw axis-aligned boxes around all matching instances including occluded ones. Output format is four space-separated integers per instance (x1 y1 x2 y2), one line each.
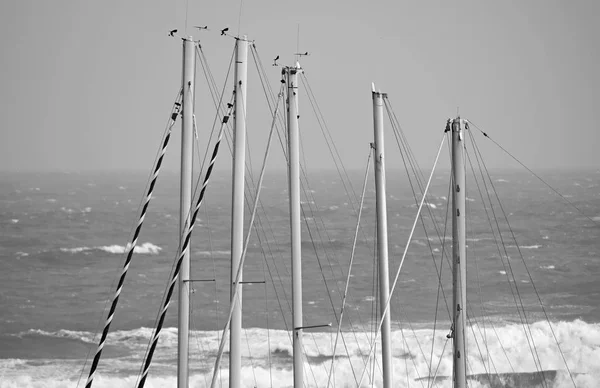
1 0 599 173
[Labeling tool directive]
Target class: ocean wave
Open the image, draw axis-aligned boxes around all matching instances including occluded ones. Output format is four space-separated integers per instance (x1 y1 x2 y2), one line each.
59 242 161 255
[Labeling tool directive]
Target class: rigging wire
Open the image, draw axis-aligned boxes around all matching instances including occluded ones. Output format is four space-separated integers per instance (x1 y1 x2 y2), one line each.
468 119 598 227
465 162 493 374
384 99 453 316
209 87 282 388
357 133 447 387
468 128 577 387
205 202 225 387
259 54 371 381
196 43 236 165
327 147 373 388
383 100 452 382
299 73 385 356
463 142 516 375
237 77 294 341
467 130 549 385
297 168 376 380
427 170 453 388
291 84 384 381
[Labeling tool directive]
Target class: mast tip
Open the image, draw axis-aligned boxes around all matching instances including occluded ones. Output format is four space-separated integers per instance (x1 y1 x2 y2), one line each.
371 82 376 92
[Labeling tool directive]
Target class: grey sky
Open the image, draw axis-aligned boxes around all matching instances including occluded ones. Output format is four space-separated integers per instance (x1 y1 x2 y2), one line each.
1 0 598 172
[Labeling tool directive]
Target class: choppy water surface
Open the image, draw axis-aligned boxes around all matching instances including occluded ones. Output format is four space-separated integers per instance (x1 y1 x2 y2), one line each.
1 170 599 387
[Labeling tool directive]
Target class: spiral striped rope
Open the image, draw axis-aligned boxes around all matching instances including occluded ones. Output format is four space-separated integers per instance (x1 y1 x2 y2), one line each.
84 92 183 388
136 95 234 388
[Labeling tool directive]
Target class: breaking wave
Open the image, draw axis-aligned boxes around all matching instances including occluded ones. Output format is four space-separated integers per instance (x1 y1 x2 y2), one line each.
5 320 598 387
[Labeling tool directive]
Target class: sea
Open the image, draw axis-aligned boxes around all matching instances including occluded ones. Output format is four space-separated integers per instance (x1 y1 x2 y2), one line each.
1 169 599 388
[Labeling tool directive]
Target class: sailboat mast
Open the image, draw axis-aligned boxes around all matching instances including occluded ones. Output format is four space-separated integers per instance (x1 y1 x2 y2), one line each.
286 63 304 388
178 36 195 388
451 117 467 388
371 85 393 388
229 36 248 388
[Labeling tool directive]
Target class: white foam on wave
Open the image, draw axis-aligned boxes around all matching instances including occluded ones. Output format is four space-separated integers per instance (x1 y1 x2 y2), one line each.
59 242 161 255
495 179 509 183
10 219 19 223
541 265 555 270
8 320 600 387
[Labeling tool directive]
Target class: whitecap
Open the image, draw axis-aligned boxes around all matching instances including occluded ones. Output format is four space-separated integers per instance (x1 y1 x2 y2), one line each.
15 252 28 257
60 242 162 255
499 270 507 275
11 219 19 223
495 179 509 183
195 250 231 256
541 265 555 270
60 246 91 253
99 242 161 255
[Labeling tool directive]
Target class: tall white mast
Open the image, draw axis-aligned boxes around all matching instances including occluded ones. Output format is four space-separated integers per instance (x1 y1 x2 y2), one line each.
178 36 195 388
451 117 467 388
371 84 393 388
229 36 248 388
286 62 304 388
